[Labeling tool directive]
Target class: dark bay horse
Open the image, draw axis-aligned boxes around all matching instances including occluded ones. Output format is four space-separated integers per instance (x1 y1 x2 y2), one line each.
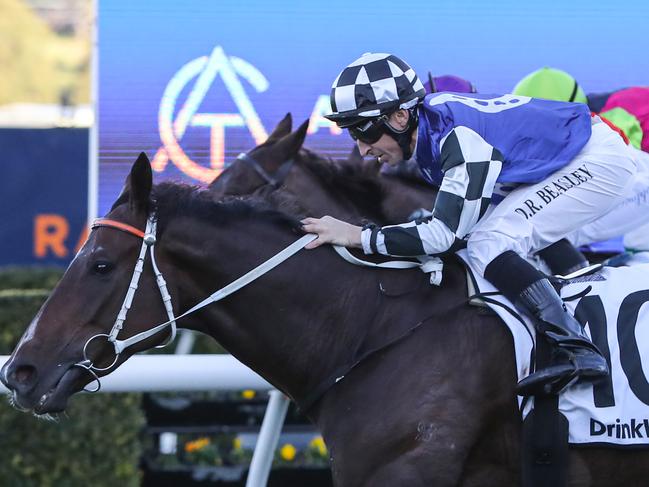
2 154 647 486
208 113 436 225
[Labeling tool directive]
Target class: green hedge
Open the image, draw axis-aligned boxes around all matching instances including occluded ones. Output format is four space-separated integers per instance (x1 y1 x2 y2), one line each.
0 267 144 487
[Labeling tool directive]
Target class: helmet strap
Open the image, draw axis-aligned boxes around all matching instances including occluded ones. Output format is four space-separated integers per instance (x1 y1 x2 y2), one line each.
383 107 419 160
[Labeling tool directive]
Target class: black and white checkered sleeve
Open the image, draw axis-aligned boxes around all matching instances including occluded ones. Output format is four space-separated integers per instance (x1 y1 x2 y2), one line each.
361 126 503 257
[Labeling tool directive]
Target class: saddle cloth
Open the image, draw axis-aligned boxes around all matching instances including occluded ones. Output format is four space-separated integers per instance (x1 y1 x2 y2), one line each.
457 249 649 446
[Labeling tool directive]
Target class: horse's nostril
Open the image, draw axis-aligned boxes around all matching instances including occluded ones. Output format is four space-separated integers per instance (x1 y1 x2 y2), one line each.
12 364 37 387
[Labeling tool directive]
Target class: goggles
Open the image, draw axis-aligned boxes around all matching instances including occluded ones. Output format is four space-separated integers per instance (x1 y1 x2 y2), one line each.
348 116 388 144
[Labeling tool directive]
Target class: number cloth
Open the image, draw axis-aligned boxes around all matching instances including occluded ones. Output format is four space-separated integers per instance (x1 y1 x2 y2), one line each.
460 248 649 446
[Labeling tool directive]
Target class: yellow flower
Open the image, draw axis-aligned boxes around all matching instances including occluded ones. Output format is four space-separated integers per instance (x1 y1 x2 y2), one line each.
233 437 242 451
185 437 210 453
279 443 296 461
242 389 256 399
309 436 327 456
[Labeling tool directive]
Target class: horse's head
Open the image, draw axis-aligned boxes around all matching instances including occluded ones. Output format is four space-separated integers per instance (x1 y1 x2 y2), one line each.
210 114 393 224
1 153 173 414
209 113 309 198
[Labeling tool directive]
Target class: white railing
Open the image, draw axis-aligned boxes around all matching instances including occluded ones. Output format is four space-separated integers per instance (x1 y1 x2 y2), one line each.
0 354 272 393
0 351 291 487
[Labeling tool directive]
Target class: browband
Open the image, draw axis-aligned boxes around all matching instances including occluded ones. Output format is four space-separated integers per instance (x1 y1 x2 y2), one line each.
92 218 146 239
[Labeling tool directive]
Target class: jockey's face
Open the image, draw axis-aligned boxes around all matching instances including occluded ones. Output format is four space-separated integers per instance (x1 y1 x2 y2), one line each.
354 109 414 166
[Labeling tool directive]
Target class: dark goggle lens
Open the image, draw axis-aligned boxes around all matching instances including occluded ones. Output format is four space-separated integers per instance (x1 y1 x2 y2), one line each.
348 119 385 144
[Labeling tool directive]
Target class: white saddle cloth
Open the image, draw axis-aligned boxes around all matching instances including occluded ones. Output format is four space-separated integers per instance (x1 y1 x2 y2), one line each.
457 249 649 446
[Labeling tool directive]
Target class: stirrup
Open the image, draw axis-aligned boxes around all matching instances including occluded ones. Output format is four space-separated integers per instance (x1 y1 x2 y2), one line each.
516 364 578 397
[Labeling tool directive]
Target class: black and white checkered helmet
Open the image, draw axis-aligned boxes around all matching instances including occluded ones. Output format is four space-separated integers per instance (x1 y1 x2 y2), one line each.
326 53 426 128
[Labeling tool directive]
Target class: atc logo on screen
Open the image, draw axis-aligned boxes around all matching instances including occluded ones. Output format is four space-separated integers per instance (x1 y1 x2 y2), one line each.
152 46 339 183
151 46 268 183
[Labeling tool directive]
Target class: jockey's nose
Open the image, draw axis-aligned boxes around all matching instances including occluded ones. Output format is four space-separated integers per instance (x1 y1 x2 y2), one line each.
1 360 38 394
357 140 372 157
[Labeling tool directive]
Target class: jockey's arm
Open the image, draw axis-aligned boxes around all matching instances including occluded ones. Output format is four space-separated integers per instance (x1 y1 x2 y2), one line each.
362 126 503 257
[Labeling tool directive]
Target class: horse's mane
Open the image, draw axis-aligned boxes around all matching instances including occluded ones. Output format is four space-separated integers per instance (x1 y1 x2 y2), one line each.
112 182 302 234
297 148 386 217
109 145 389 235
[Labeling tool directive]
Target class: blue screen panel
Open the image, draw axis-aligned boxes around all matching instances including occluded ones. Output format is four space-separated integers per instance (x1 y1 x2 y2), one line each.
98 0 648 216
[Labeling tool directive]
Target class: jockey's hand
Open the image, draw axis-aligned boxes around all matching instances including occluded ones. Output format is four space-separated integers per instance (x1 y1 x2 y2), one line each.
301 216 362 250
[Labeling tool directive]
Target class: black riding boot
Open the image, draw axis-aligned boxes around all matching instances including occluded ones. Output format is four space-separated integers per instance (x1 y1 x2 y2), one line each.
484 250 609 397
515 278 609 396
537 238 589 276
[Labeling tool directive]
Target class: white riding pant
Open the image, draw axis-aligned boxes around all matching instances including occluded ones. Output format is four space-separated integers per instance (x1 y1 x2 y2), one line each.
567 146 649 250
467 122 637 277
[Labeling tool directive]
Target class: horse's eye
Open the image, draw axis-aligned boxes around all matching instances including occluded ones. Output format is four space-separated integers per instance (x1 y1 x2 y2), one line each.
92 261 114 275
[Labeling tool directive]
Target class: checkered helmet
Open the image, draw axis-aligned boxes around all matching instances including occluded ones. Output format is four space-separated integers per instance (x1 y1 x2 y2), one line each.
326 53 426 128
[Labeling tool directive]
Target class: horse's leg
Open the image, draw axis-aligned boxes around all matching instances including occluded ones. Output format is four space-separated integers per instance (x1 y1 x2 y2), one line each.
360 449 461 487
458 404 521 487
316 315 518 487
567 449 649 487
327 400 483 487
451 315 522 487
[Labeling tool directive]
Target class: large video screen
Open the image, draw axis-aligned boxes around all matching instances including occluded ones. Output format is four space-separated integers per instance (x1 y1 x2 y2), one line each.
97 0 648 216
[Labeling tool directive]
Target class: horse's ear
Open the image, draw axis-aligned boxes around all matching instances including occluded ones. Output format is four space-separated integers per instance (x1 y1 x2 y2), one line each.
266 113 293 142
272 119 309 159
126 152 152 213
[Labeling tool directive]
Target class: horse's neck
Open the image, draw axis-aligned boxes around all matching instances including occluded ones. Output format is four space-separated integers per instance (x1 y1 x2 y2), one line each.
285 168 356 220
164 220 383 400
291 157 385 223
164 218 470 411
284 170 354 218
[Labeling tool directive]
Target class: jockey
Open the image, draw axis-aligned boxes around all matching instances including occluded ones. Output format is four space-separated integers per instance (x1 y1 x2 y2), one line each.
302 53 637 396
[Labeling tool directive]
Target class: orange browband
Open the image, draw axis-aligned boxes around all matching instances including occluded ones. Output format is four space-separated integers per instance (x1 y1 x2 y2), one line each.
91 218 145 239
